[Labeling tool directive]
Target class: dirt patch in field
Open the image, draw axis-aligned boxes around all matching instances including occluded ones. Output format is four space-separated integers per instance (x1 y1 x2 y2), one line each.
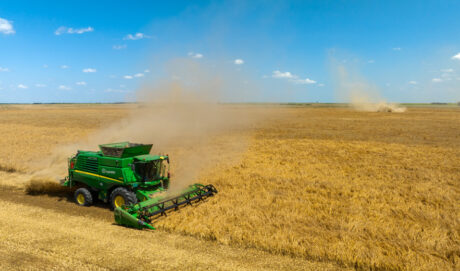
0 164 18 173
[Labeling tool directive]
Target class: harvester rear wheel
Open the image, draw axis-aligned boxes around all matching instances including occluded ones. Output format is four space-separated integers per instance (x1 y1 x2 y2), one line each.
110 187 137 209
74 188 93 207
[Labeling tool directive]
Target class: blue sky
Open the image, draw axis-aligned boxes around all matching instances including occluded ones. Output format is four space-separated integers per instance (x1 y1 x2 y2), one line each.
1 0 460 103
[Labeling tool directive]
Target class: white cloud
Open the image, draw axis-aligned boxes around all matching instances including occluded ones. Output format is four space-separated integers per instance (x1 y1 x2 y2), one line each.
76 81 87 86
392 47 402 51
58 85 71 90
123 73 145 79
432 78 443 83
368 59 375 64
0 18 15 35
408 81 418 85
451 53 460 60
272 70 316 85
0 67 9 72
292 78 316 84
272 70 295 79
441 68 454 73
55 26 94 35
188 52 203 59
124 33 149 40
82 68 96 73
17 84 28 89
234 59 244 65
35 83 46 88
113 44 127 50
317 83 325 87
60 65 69 69
144 69 150 73
43 64 48 68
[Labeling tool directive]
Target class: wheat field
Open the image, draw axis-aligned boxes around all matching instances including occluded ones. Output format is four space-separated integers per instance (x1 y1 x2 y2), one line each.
0 104 458 270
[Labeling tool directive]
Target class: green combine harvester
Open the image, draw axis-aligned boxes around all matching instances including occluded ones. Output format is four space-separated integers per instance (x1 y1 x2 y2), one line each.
61 142 217 230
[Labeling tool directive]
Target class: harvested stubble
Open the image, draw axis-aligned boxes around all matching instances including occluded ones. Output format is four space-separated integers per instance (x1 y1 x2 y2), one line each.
0 197 329 271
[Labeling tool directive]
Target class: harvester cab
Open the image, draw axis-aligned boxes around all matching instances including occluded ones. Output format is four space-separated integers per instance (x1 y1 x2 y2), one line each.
62 142 217 229
133 154 170 184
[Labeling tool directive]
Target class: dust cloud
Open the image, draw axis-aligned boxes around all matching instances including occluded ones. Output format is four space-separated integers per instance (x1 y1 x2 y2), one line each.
333 63 406 113
28 58 265 193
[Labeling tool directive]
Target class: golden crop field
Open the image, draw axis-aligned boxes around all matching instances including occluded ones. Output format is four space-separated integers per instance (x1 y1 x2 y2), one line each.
0 104 458 270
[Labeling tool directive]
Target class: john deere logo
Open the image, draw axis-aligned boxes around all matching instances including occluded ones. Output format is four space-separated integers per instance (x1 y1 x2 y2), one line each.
101 168 115 175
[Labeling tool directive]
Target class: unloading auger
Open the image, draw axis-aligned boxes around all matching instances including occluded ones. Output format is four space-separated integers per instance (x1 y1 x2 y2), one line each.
61 142 218 229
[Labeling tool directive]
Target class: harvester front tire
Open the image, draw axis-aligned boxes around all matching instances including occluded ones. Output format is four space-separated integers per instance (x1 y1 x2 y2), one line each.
74 188 93 207
110 187 137 210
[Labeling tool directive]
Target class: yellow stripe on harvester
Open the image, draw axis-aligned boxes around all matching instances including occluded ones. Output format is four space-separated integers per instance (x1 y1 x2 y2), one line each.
75 170 124 184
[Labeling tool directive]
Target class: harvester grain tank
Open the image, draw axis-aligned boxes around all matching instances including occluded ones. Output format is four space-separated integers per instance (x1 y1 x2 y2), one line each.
61 142 217 229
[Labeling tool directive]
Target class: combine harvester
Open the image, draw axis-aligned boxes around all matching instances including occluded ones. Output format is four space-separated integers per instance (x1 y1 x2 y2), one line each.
61 142 217 229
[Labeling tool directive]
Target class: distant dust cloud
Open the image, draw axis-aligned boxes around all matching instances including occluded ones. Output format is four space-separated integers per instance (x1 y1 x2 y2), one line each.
332 61 406 113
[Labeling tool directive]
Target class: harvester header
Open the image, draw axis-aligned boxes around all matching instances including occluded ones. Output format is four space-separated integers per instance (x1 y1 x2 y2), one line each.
61 142 217 229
